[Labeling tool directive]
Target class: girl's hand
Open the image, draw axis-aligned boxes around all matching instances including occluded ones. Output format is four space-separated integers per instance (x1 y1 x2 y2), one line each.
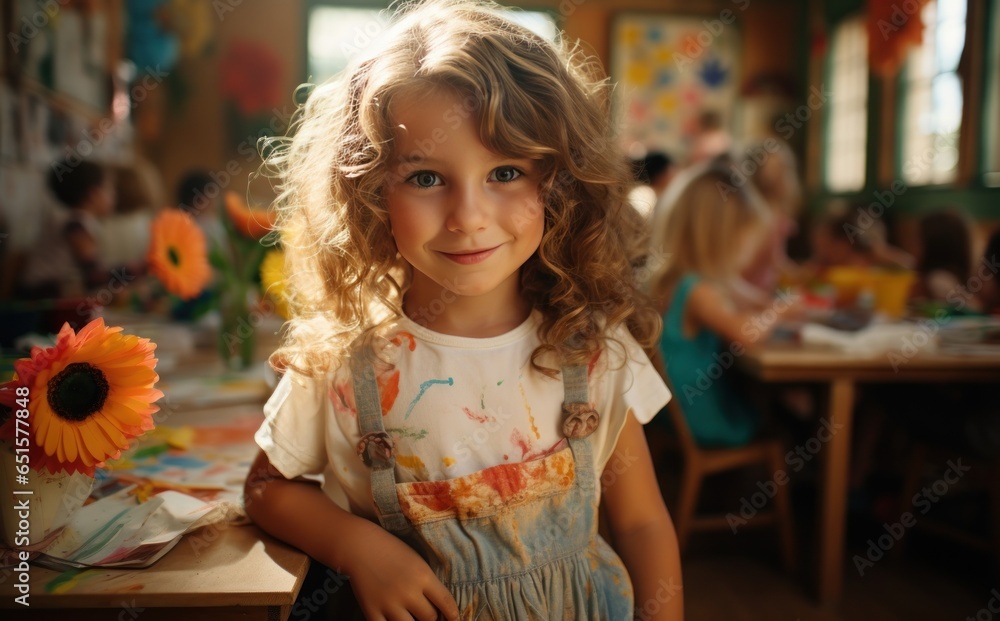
243 449 458 621
776 291 806 322
343 521 459 621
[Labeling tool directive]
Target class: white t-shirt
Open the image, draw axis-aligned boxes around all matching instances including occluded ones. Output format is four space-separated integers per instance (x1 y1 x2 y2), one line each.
255 310 671 519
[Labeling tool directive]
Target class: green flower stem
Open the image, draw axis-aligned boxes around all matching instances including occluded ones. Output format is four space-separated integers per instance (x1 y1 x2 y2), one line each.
211 207 268 371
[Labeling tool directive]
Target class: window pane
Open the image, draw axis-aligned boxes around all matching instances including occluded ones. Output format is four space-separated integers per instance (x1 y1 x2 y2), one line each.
985 0 1000 182
308 7 389 83
506 11 558 41
899 0 964 185
936 19 966 72
931 72 962 134
936 0 967 24
307 6 556 84
824 15 868 192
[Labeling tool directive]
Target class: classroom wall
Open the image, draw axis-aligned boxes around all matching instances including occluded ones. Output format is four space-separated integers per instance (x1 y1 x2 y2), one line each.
136 0 997 254
138 0 305 206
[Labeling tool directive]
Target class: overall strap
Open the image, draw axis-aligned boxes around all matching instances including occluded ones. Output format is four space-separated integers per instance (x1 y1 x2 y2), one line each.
350 352 411 536
561 363 596 495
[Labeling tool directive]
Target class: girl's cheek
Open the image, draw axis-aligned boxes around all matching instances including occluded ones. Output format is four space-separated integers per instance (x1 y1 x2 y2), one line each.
735 229 763 269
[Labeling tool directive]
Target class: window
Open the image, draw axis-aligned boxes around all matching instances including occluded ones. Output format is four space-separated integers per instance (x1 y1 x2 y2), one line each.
307 5 557 84
985 0 1000 186
308 7 388 83
824 15 868 193
898 0 966 186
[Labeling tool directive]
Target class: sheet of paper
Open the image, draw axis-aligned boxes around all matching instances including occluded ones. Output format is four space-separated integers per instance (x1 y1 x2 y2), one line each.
38 488 230 568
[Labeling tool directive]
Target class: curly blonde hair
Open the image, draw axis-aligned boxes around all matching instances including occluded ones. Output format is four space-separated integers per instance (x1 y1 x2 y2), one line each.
269 0 660 377
647 162 772 308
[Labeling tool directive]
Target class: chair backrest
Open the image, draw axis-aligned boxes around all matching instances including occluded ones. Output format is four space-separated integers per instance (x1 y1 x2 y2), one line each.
665 391 699 458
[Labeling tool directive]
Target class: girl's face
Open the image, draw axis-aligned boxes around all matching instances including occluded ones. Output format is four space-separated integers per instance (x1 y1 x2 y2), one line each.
89 176 116 217
733 223 765 272
385 89 544 309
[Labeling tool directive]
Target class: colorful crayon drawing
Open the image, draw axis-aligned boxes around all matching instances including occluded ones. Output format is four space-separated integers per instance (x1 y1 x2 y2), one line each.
611 14 741 159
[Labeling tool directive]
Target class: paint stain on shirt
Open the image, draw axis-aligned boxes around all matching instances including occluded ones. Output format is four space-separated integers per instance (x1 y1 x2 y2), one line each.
404 377 454 419
588 349 602 377
391 331 416 351
463 407 496 424
518 382 540 440
386 426 428 440
511 428 532 459
396 453 428 480
379 370 400 415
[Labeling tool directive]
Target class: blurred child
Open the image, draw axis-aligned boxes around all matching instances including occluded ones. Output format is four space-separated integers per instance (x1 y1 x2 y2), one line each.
629 151 676 219
176 169 226 245
689 109 732 164
99 163 160 266
742 139 803 298
18 159 118 299
808 208 914 273
911 210 975 307
978 229 1000 314
648 163 798 446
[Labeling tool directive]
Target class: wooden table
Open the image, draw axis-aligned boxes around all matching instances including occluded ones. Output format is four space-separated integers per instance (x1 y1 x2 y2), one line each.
0 523 311 620
739 344 1000 604
0 355 312 620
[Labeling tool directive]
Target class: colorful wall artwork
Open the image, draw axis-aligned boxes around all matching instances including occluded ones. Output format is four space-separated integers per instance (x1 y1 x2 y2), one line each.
611 13 742 162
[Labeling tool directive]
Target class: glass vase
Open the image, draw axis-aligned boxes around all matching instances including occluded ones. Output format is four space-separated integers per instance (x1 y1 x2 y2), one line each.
216 281 256 371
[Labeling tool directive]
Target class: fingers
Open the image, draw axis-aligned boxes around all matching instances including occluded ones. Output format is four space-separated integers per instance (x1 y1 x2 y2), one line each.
424 581 460 621
407 597 442 621
362 594 454 621
371 600 438 621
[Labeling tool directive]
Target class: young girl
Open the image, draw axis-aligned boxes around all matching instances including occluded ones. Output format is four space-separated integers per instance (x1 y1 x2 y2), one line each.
808 208 914 273
648 164 797 447
911 209 975 308
740 139 803 302
18 159 120 299
244 2 682 619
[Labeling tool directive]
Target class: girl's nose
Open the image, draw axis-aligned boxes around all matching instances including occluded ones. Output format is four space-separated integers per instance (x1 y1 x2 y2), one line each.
446 183 490 233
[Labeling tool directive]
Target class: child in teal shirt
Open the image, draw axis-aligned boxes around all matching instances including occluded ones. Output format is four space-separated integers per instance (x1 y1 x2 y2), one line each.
649 163 800 446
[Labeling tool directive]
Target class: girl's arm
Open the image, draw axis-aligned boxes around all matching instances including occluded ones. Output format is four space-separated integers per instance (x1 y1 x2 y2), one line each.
602 412 683 620
686 281 799 349
244 449 459 621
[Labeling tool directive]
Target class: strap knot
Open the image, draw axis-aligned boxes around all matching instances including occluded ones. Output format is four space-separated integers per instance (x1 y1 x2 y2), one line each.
357 431 394 469
562 402 599 439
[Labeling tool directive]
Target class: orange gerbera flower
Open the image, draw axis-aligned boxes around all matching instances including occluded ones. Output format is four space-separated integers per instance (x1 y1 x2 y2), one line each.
148 209 212 300
0 319 163 476
224 190 276 239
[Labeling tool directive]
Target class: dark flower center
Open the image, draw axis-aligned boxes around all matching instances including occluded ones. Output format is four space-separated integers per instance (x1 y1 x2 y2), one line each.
168 247 181 266
47 362 109 421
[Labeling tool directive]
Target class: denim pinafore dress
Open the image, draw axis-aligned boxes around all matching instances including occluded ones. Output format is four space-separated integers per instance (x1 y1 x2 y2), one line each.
351 357 634 620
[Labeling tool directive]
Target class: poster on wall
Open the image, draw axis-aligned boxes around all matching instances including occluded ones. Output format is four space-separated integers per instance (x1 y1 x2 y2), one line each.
611 13 741 163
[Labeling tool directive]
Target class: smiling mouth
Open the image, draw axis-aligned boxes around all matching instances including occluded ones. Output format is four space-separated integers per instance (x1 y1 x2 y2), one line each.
439 247 499 265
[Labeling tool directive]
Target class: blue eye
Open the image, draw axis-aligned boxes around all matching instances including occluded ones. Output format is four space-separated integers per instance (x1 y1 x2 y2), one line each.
490 167 523 183
407 171 441 188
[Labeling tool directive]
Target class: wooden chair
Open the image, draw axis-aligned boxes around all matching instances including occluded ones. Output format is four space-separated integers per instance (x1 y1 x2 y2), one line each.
660 390 797 571
894 441 1000 577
